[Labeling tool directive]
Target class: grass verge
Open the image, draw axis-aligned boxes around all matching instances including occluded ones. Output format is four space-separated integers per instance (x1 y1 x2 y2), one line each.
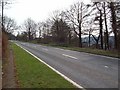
11 43 76 88
60 47 119 58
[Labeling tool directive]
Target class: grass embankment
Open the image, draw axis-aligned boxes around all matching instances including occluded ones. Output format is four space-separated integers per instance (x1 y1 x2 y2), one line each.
11 43 75 88
39 43 119 58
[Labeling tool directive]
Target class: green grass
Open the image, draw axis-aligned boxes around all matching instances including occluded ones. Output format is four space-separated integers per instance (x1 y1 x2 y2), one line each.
11 43 76 88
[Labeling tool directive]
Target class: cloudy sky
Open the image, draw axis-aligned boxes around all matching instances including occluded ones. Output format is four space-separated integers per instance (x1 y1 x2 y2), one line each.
4 0 91 25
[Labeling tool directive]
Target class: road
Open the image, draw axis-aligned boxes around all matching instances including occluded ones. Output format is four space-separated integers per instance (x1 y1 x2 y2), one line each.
15 41 119 88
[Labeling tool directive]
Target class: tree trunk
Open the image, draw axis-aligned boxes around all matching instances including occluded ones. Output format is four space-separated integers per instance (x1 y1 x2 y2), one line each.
89 31 90 47
110 2 118 49
39 29 41 38
2 1 5 32
28 28 31 40
68 30 71 45
78 24 82 47
99 10 103 49
91 34 100 49
103 2 109 50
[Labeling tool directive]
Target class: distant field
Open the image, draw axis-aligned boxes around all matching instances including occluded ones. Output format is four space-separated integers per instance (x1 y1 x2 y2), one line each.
11 43 76 88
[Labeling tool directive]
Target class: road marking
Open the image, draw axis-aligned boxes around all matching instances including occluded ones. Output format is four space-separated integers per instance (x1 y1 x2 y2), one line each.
55 47 119 60
42 48 48 51
34 46 37 48
15 43 85 89
55 48 71 51
62 54 78 60
55 48 64 50
104 66 109 68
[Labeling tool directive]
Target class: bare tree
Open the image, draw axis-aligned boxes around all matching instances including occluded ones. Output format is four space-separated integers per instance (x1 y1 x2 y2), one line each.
89 2 112 49
116 1 120 31
63 2 90 47
37 22 43 38
102 2 110 50
109 2 119 49
0 0 12 32
1 16 18 33
23 18 37 40
93 2 104 49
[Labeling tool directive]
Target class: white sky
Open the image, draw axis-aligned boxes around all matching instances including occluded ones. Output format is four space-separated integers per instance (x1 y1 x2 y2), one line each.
4 0 91 25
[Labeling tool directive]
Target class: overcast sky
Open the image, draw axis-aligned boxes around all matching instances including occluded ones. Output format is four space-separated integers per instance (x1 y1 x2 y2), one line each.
4 0 91 25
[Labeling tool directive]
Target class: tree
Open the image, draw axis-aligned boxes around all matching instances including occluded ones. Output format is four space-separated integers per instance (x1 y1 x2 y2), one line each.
42 20 51 37
81 2 110 49
64 2 90 47
116 1 120 31
109 2 118 49
1 16 18 33
115 1 120 51
23 18 37 40
103 2 109 50
51 19 70 43
94 2 104 49
37 18 55 43
16 31 28 41
0 0 5 31
0 0 12 32
37 22 43 38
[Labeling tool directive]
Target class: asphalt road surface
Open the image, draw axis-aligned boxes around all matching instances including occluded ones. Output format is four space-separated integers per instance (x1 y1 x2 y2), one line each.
15 41 119 88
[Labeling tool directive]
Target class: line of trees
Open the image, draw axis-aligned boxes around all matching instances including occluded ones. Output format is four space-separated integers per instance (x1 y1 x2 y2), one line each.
17 1 120 50
0 0 18 39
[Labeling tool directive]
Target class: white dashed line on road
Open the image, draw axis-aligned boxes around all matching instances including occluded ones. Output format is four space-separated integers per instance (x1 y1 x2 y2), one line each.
104 66 109 68
34 46 37 48
42 48 48 51
62 54 78 59
55 48 64 50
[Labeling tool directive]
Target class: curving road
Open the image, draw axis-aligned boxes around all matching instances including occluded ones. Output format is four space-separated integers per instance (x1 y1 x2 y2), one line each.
15 41 119 88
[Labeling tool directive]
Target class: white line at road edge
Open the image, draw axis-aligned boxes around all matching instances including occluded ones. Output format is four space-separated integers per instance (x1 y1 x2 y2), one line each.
15 43 85 89
62 54 78 60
